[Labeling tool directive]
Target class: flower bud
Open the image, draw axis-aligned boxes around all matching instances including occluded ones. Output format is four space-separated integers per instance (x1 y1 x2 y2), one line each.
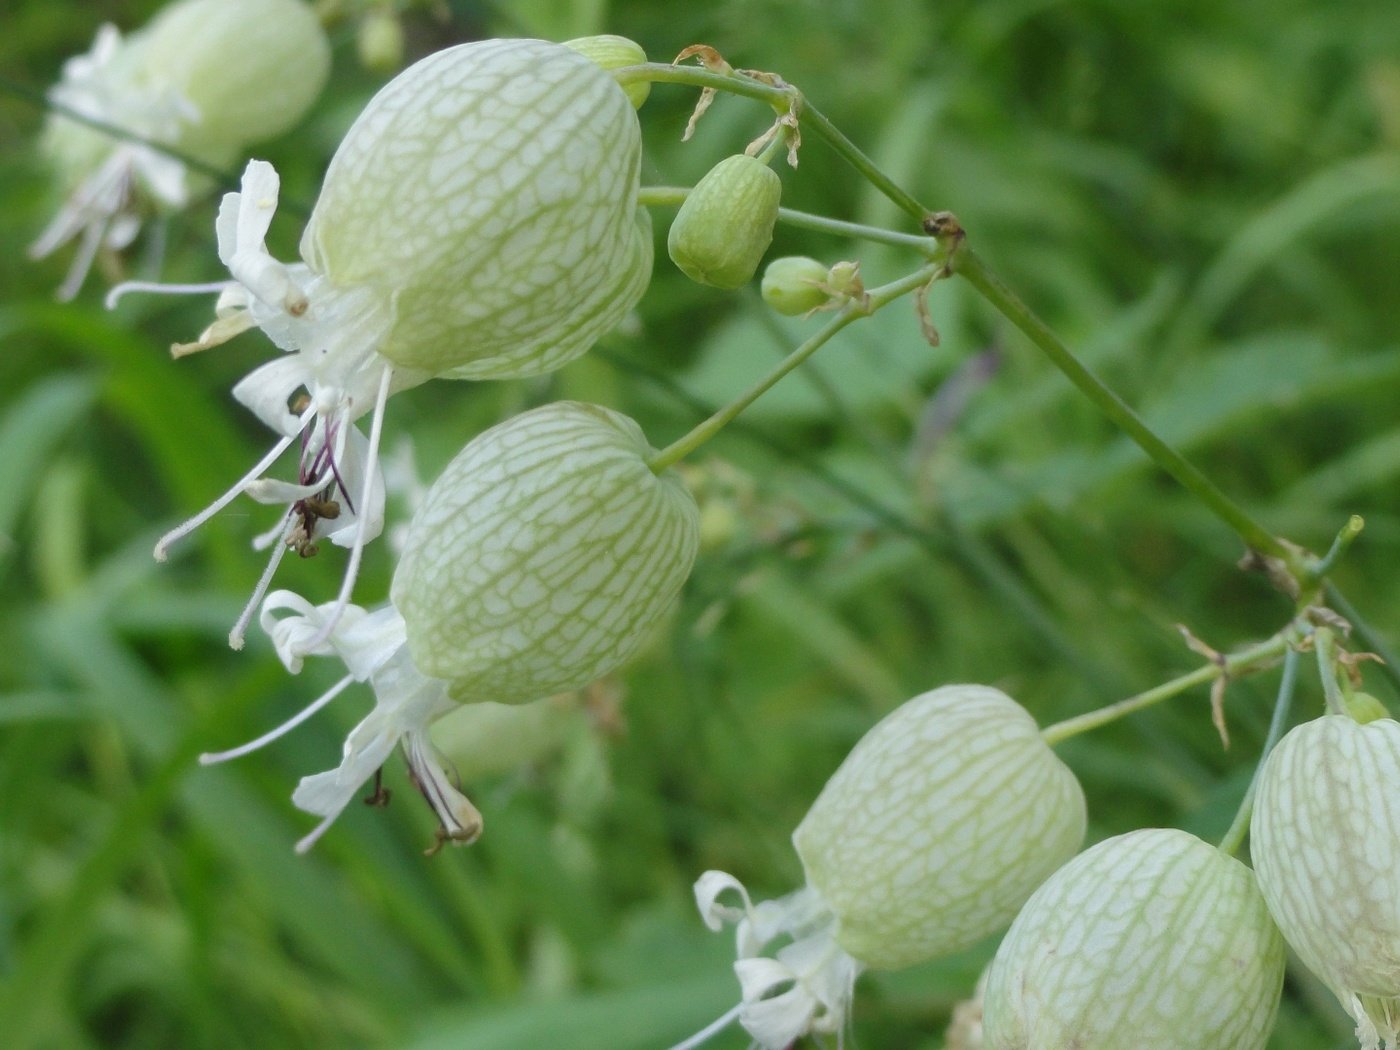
138 0 330 156
982 828 1285 1050
691 685 1085 1050
793 684 1086 969
391 401 699 704
1251 714 1400 1050
562 34 650 108
668 154 782 289
356 9 405 74
760 255 830 315
33 0 328 299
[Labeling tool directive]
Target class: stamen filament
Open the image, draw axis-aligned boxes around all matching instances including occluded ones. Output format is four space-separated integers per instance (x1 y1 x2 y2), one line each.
153 408 314 561
667 1003 744 1050
295 810 340 855
291 365 392 656
229 517 295 650
198 673 355 764
106 278 234 309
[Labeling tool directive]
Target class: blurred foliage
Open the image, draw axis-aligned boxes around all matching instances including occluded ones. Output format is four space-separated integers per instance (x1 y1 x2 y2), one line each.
1 0 1398 1046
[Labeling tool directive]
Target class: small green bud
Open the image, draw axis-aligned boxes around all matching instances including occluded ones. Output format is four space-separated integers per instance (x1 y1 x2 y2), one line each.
356 9 405 74
667 154 782 289
562 34 650 108
1346 691 1390 724
391 402 700 705
1252 715 1400 1049
760 255 830 315
983 829 1285 1049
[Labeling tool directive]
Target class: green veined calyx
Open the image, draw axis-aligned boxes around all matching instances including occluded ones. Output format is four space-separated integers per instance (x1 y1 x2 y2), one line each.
199 402 699 853
392 401 700 704
668 154 783 289
30 0 329 301
682 685 1085 1050
111 38 654 656
981 828 1285 1050
1251 712 1400 1050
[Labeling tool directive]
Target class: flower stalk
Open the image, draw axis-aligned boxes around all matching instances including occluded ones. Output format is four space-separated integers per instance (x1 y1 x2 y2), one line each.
1039 629 1294 746
647 262 944 473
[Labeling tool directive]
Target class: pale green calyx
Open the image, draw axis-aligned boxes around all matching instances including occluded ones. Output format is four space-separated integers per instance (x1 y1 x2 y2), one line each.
562 34 650 108
1252 715 1400 1050
391 402 700 704
688 685 1085 1050
303 37 653 377
982 828 1285 1049
760 256 832 315
32 0 328 300
668 154 783 289
794 684 1086 970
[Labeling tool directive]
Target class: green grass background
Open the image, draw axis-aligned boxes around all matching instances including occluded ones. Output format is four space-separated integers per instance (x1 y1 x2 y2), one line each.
2 0 1399 1046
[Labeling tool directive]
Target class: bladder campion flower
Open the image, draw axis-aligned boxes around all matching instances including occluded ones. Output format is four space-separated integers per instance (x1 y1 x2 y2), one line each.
1251 712 1400 1050
392 401 699 702
31 0 329 300
685 685 1085 1050
201 401 699 852
981 828 1285 1050
113 38 654 652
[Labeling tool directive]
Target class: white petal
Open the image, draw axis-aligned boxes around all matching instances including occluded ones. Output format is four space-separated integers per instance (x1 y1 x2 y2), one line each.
232 356 313 435
694 870 756 932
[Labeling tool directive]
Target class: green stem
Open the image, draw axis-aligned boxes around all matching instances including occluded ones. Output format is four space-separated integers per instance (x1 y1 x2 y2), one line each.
1219 647 1299 856
613 63 931 225
950 245 1295 568
1307 514 1364 581
646 263 942 473
636 186 937 250
1040 632 1291 746
1314 627 1346 715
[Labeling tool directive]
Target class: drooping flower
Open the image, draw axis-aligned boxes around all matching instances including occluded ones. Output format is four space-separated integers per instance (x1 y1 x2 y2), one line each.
31 0 329 300
1251 712 1400 1050
684 685 1086 1050
114 37 654 652
981 828 1286 1050
201 401 698 851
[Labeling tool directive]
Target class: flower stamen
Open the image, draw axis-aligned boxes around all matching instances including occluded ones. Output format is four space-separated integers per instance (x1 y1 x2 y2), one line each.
198 672 355 764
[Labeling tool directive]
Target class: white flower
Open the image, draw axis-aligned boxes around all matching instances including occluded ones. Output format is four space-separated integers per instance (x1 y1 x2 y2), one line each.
32 0 329 300
121 161 408 654
679 685 1086 1050
112 37 653 654
201 590 480 854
